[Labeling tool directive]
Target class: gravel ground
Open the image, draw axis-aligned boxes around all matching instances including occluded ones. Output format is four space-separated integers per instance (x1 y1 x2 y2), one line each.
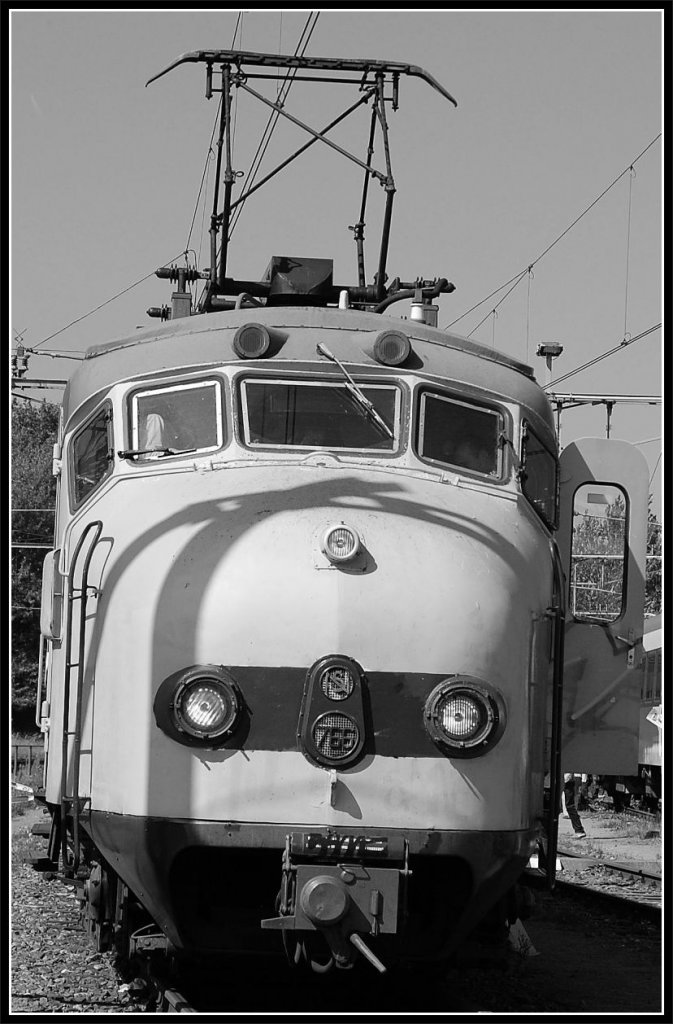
11 806 137 1014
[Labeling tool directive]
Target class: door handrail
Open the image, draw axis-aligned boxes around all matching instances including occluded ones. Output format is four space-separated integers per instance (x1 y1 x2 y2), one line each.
544 538 566 889
60 519 103 874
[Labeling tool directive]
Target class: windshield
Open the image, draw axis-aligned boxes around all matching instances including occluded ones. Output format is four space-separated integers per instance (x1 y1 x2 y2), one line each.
129 380 223 460
240 379 400 451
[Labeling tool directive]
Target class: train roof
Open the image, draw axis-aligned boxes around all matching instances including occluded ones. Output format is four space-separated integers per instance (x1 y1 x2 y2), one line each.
62 306 555 436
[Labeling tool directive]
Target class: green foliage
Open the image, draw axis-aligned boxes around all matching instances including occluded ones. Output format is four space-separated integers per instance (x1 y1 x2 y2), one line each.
570 491 661 619
11 400 59 730
570 494 627 620
645 500 662 615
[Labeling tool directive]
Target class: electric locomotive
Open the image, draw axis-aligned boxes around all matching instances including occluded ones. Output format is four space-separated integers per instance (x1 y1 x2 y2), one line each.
34 50 649 975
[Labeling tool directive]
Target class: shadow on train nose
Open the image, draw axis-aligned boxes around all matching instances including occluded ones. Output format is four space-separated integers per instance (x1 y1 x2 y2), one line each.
81 472 528 815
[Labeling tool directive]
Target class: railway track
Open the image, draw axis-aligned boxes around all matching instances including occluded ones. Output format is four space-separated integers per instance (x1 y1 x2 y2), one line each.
528 850 661 916
622 805 661 824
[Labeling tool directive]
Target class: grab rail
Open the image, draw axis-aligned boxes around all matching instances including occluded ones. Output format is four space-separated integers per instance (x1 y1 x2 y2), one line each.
544 538 566 889
60 520 103 874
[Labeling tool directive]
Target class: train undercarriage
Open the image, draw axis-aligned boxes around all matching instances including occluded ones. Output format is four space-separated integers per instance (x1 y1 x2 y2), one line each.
31 797 536 978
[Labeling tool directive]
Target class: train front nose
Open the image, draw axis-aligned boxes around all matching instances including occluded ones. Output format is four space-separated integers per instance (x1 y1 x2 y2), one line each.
178 505 410 672
169 491 527 679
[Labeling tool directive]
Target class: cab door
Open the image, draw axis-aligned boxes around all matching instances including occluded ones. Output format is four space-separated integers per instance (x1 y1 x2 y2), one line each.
557 438 648 774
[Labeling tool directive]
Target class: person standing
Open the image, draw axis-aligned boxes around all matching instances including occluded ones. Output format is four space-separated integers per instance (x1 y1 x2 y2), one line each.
562 773 586 838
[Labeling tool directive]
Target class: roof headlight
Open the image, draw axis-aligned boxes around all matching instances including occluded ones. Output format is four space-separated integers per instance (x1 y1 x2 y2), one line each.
233 322 272 359
424 677 505 757
373 329 411 366
322 524 361 564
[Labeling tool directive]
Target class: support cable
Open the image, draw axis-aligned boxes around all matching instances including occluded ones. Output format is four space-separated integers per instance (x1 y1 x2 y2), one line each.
623 166 635 339
227 11 320 240
546 323 660 387
185 99 222 254
526 266 534 363
446 133 661 331
466 270 528 337
29 251 185 352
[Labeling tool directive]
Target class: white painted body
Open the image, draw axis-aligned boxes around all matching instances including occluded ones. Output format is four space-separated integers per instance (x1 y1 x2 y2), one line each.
46 455 553 832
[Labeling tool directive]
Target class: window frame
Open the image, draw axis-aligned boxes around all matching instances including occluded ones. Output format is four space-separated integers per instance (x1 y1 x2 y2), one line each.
567 483 629 624
520 420 559 530
414 387 507 480
236 375 404 455
127 377 226 463
69 400 114 511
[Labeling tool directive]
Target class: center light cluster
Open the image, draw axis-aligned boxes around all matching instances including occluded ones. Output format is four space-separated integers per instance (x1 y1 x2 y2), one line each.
299 655 366 769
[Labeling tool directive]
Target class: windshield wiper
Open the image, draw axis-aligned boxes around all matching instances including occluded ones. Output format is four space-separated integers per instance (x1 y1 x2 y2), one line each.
117 447 197 459
316 343 394 440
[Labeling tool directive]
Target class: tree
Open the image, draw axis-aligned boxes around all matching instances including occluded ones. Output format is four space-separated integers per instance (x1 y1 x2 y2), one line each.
570 491 661 620
11 399 59 731
570 493 627 620
645 499 662 616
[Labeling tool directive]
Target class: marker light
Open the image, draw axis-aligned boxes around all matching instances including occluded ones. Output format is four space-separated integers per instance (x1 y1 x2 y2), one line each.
373 329 411 366
233 323 272 359
424 678 505 757
312 712 360 760
320 664 356 701
322 524 361 564
172 669 240 740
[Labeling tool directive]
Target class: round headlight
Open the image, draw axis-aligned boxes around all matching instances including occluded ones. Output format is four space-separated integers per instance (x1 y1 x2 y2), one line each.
322 524 361 563
233 322 271 359
173 671 240 740
312 712 360 760
424 678 504 757
373 329 411 366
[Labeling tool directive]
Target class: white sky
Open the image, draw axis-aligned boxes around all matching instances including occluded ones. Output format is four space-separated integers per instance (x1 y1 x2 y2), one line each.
10 8 663 515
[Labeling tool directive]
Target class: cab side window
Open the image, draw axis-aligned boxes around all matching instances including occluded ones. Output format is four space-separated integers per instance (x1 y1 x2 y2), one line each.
417 392 502 476
72 406 113 506
520 423 558 530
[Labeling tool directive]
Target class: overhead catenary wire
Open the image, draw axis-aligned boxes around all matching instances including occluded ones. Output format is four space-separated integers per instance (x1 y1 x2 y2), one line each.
623 166 635 339
185 97 222 257
227 11 320 241
446 133 661 332
194 11 245 308
466 270 528 339
546 323 660 387
186 11 245 262
29 250 186 352
27 15 248 362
